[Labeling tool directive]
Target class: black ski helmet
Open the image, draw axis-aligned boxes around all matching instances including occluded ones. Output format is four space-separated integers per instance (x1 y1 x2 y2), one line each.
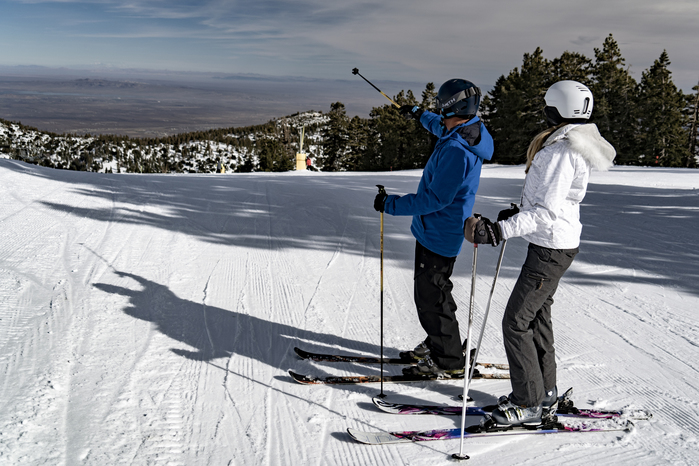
435 79 482 119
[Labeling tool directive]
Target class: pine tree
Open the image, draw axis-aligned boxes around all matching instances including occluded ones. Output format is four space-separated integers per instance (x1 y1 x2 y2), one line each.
686 80 699 168
551 51 593 85
421 82 437 111
591 34 638 164
258 138 293 172
482 47 551 164
237 152 255 172
321 102 350 171
635 50 690 167
363 90 426 171
345 116 370 170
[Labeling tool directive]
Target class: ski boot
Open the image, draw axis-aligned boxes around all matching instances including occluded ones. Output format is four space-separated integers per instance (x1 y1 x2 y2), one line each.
490 396 543 427
399 339 430 362
402 355 464 379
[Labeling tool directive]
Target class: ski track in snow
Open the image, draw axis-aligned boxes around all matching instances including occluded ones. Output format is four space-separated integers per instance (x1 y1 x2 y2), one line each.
0 159 698 465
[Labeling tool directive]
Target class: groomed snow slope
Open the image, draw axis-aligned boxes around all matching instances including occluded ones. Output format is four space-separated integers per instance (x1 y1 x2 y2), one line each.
0 158 697 465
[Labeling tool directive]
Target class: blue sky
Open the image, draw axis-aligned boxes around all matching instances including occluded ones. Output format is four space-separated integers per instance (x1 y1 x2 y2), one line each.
1 0 698 91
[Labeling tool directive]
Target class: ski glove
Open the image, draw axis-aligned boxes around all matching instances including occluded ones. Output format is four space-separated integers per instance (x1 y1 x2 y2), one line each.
464 215 502 247
399 105 424 121
497 203 520 222
374 191 388 212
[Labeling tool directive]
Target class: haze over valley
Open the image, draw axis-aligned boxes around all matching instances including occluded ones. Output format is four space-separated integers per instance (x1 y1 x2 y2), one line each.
0 67 427 137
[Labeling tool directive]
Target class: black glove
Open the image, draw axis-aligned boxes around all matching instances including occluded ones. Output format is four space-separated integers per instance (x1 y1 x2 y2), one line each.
464 214 502 247
399 105 424 121
374 192 387 212
497 203 520 222
374 185 387 212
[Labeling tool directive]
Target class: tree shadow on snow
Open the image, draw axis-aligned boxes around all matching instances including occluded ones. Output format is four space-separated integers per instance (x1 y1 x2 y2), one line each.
473 168 699 298
5 159 699 297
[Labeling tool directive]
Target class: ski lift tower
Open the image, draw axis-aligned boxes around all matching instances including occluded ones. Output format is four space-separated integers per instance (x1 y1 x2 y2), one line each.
296 126 307 171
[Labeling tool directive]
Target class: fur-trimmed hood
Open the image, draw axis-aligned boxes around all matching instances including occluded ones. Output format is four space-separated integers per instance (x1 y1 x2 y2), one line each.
499 122 616 249
544 123 616 170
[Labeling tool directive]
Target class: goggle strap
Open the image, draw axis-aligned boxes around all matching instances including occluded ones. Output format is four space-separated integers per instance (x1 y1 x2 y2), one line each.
436 86 481 109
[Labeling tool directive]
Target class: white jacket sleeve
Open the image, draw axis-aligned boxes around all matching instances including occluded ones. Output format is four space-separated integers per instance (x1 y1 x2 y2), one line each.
499 149 576 241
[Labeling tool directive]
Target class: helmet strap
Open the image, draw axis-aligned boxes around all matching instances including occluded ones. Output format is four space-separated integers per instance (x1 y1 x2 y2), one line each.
544 106 563 127
544 106 590 127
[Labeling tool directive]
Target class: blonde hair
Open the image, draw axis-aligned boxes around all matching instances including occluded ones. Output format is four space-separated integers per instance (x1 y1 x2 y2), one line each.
525 123 567 173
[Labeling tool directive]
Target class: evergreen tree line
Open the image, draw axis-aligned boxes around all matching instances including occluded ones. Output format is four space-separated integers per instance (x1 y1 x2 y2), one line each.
318 85 439 171
321 34 698 170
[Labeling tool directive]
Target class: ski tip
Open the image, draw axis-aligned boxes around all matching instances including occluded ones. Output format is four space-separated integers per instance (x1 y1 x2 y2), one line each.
372 397 398 413
347 428 408 445
372 397 390 408
346 428 368 444
288 370 316 384
293 347 310 359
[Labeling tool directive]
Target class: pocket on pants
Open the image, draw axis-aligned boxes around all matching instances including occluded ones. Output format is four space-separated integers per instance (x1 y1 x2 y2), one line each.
533 245 553 263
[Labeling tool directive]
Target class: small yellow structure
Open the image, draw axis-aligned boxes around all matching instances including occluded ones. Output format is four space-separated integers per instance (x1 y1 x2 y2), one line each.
296 126 307 171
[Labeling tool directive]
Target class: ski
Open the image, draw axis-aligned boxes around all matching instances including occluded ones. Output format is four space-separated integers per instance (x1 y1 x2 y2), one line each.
347 418 634 445
288 370 509 385
372 397 652 420
293 347 509 370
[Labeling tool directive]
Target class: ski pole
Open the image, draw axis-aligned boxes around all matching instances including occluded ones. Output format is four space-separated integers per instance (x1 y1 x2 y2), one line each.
453 243 477 461
468 239 507 384
377 184 387 399
352 68 400 108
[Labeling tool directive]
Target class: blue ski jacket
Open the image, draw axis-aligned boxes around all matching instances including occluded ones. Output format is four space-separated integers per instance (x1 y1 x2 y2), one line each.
384 111 494 257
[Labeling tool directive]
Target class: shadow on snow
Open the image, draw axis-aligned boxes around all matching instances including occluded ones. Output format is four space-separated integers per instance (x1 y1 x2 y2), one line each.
4 158 699 298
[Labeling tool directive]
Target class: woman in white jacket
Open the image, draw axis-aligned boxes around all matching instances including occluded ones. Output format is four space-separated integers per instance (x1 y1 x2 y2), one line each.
464 80 616 427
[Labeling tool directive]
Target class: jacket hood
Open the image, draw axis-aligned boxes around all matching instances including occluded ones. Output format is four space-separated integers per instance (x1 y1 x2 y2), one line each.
444 116 494 162
544 123 616 170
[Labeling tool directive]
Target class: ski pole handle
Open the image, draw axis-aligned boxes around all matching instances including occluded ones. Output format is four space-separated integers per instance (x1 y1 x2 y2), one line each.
352 69 401 108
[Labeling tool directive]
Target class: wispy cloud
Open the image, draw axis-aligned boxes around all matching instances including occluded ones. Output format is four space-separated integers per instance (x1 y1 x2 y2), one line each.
571 36 600 47
2 0 698 90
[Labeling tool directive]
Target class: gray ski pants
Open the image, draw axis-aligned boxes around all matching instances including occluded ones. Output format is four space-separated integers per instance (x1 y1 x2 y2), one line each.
503 243 578 407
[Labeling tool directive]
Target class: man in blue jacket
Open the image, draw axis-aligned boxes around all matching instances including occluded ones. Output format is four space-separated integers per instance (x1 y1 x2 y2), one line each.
374 78 494 377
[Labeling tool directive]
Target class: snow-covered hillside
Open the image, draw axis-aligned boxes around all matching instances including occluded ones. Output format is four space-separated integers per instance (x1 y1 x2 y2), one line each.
0 159 697 465
0 112 327 173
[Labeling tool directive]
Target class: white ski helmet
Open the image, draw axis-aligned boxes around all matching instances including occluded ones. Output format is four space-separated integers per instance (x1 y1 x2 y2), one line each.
543 80 593 126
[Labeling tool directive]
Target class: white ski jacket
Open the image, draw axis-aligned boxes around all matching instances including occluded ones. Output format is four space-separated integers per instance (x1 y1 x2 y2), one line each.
498 123 616 249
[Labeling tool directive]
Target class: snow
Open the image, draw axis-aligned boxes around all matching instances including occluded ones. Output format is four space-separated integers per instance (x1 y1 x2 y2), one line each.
0 159 697 465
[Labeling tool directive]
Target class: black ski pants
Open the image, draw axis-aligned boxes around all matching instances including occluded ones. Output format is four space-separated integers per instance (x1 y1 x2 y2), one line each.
414 241 465 370
503 243 578 407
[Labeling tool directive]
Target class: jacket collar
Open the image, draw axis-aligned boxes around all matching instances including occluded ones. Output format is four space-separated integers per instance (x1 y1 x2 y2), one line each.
543 123 616 170
443 115 480 138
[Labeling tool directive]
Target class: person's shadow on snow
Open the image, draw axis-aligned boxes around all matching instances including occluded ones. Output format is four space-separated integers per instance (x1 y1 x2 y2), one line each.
93 271 400 378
